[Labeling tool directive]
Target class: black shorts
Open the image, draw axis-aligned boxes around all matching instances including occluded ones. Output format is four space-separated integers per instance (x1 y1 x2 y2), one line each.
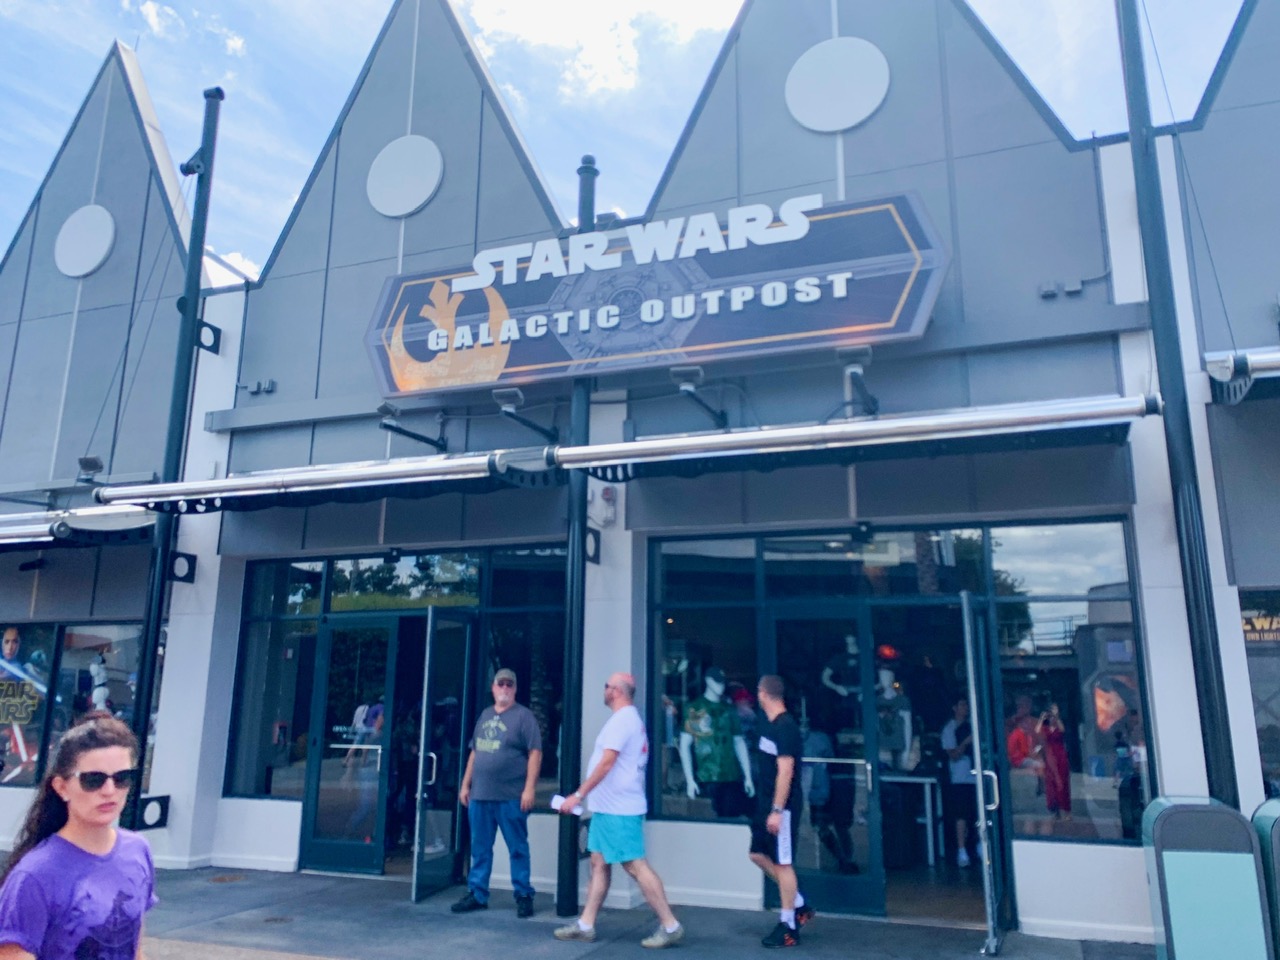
749 809 795 866
947 783 978 824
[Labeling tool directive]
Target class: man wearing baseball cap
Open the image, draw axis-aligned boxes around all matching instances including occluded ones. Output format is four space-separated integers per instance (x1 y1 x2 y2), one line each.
452 667 543 918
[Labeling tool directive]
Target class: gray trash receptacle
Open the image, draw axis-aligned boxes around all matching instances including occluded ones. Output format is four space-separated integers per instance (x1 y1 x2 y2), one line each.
1252 799 1280 956
1144 796 1273 960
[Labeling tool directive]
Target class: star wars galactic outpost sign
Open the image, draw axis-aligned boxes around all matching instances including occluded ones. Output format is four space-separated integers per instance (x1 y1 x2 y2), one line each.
365 194 948 397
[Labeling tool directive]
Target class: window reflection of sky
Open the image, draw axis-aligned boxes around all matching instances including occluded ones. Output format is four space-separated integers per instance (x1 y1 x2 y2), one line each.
992 523 1128 597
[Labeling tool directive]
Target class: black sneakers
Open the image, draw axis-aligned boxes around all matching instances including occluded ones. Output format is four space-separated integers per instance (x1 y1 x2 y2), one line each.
516 895 534 918
762 922 800 948
450 892 488 913
796 905 816 928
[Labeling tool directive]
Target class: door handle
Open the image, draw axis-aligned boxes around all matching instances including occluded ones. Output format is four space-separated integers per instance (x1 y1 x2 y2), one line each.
863 760 873 794
982 769 1000 812
425 751 439 787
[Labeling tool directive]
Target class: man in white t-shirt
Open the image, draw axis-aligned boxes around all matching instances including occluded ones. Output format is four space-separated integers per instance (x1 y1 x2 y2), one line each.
554 672 684 949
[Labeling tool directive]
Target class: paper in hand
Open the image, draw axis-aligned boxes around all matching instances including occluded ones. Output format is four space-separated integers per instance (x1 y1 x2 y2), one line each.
552 793 586 814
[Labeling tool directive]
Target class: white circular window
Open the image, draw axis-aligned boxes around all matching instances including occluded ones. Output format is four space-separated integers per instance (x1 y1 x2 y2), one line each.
366 135 445 219
54 204 116 278
785 37 891 134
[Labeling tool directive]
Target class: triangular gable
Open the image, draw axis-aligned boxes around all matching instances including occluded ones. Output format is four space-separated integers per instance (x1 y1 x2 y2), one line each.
231 0 570 477
0 42 188 491
648 0 1114 220
258 0 563 282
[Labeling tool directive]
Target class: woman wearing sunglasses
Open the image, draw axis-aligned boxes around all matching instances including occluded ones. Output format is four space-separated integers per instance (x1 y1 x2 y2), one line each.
0 712 157 959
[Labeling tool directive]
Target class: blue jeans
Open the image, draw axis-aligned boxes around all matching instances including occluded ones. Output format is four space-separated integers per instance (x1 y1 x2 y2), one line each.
467 799 534 902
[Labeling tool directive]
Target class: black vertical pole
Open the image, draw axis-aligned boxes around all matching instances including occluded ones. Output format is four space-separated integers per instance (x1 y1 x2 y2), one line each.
556 155 597 916
124 87 225 828
1114 0 1238 808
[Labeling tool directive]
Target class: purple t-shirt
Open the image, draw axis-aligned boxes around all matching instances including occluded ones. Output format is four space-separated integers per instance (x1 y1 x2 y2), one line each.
0 829 157 959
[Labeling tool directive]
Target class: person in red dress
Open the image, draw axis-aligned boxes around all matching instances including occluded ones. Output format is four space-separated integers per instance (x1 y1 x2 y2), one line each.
1037 703 1071 820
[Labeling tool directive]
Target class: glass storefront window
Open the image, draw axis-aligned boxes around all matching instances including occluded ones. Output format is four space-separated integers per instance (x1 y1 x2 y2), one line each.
659 540 755 603
490 548 567 607
765 530 983 597
999 600 1150 841
1243 590 1280 798
226 620 319 798
53 624 163 790
0 624 56 787
655 606 758 820
248 561 323 617
329 553 480 611
991 522 1129 597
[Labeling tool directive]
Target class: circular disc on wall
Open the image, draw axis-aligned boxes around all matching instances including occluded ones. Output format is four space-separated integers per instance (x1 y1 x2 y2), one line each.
785 37 891 134
366 134 445 219
53 204 116 278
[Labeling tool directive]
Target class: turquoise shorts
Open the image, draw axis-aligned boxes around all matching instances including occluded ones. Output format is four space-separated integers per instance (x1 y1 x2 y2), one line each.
586 812 646 864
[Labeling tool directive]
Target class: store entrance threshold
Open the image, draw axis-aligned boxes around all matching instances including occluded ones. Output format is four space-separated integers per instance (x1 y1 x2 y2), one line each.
147 867 1153 960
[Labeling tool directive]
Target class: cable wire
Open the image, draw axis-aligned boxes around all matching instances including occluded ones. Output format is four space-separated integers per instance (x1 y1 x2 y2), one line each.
1139 0 1238 354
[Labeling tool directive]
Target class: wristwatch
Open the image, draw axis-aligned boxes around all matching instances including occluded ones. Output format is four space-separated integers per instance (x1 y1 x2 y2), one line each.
770 804 784 814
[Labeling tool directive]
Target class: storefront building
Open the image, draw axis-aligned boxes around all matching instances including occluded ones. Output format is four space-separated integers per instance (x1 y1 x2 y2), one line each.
1 0 1272 947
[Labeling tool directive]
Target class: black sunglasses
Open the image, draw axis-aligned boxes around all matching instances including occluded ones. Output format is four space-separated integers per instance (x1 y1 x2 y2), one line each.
495 679 515 688
71 769 139 792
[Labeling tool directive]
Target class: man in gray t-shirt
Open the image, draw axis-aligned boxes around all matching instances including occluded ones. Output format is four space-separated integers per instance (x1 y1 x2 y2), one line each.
452 668 543 917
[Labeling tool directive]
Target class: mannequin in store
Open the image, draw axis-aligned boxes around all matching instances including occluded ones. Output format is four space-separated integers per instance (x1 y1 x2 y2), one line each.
875 668 914 769
679 667 755 817
821 634 862 731
89 650 110 711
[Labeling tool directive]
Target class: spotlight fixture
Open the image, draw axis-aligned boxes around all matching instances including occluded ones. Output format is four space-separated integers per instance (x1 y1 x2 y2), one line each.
76 455 106 486
377 404 447 452
492 388 559 443
668 365 727 429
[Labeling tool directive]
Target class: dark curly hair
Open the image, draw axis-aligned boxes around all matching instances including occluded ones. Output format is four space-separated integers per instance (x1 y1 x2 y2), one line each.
0 712 137 887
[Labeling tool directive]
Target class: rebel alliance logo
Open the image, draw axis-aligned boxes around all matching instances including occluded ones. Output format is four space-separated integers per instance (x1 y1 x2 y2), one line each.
382 280 513 393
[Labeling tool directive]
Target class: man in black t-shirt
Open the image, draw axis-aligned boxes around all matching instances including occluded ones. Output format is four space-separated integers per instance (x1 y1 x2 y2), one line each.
749 674 814 948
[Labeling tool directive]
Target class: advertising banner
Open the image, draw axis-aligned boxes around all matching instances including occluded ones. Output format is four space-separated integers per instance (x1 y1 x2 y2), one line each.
366 193 948 398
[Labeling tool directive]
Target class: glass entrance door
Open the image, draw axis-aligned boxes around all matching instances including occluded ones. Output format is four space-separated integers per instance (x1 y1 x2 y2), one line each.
300 618 397 873
962 591 1012 954
412 608 475 902
771 610 884 915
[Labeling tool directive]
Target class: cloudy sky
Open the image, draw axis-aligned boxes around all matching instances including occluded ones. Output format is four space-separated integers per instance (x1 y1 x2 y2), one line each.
0 0 1245 277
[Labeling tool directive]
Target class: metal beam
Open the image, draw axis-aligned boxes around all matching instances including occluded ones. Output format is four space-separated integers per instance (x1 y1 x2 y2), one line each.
1116 0 1238 807
125 86 224 829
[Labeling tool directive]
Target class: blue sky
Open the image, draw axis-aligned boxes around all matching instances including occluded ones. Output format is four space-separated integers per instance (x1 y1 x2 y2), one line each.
0 0 1245 278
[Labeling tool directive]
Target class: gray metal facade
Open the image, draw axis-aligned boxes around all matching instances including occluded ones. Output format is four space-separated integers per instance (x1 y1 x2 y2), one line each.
1173 0 1279 587
0 44 187 498
203 0 1150 551
0 43 188 615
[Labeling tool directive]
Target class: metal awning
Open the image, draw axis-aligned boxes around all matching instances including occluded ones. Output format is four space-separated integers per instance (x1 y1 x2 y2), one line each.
98 451 564 514
0 505 156 551
543 393 1160 481
97 393 1159 514
1206 348 1280 404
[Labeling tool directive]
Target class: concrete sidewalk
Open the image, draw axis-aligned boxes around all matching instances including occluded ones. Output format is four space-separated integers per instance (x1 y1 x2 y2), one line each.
144 868 1154 960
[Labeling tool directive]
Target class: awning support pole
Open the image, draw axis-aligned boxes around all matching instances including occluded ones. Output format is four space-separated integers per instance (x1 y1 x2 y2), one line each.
1116 0 1238 807
124 86 224 828
557 155 597 917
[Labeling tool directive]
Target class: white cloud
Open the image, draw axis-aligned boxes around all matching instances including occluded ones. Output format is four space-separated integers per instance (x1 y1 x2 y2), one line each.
458 0 741 98
207 23 246 56
216 249 260 280
139 1 183 39
499 82 526 115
